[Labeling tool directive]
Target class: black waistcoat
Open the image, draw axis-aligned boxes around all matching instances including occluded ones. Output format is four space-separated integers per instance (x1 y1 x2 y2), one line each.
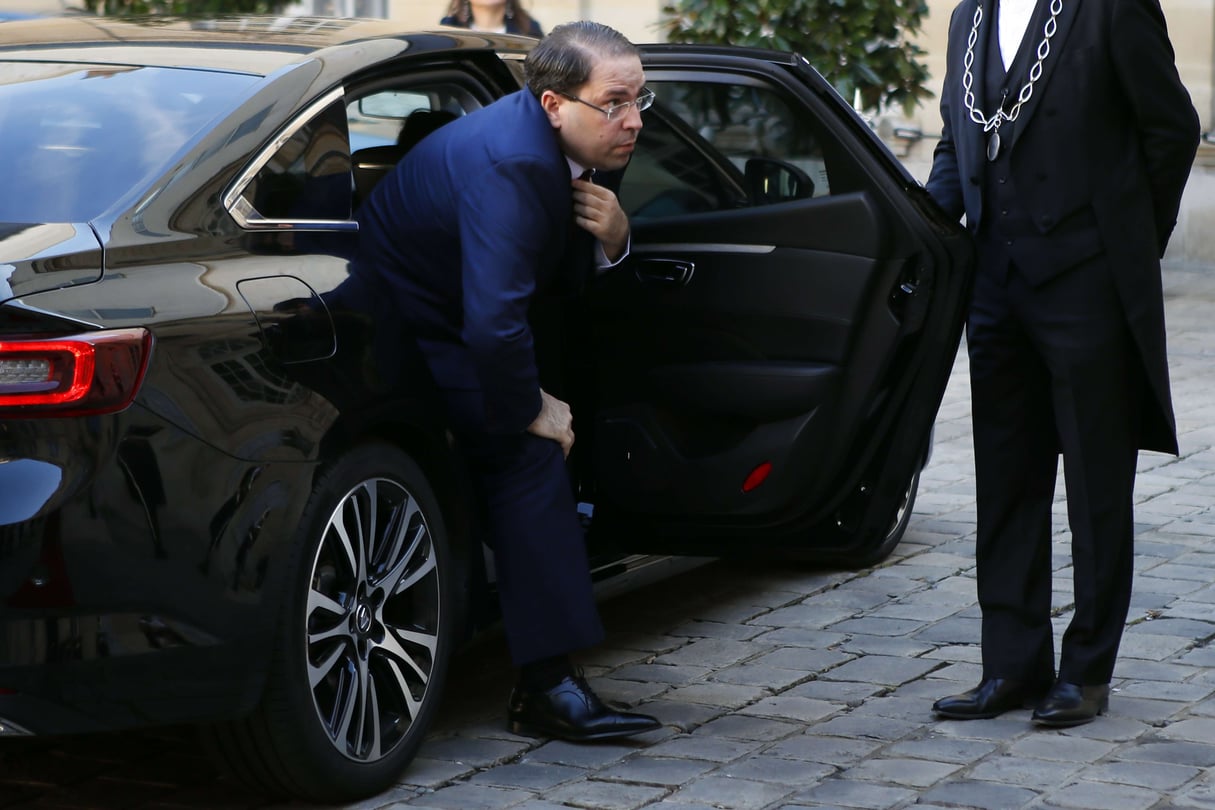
978 0 1043 269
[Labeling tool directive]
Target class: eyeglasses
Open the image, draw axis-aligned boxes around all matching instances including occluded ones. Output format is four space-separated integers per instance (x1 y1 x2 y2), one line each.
558 89 656 122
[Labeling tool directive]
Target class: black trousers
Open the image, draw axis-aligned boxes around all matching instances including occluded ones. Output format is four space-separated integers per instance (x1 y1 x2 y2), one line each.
456 428 605 666
967 250 1142 686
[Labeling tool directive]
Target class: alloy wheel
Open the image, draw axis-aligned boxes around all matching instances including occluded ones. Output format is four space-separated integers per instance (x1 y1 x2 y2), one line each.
304 476 441 762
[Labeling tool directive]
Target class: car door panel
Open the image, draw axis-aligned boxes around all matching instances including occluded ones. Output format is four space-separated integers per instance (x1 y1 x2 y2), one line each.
588 50 973 559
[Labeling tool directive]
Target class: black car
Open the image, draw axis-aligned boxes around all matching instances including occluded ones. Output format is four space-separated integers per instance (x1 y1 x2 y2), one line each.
0 15 972 803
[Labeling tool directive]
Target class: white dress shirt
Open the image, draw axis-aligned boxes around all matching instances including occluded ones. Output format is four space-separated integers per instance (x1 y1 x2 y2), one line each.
566 157 629 270
999 0 1038 71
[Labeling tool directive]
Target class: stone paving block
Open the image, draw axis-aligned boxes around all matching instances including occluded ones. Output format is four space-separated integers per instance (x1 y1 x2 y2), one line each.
839 756 963 788
610 663 713 686
466 762 584 791
1118 632 1197 662
921 644 983 664
764 734 882 767
1042 780 1161 810
1114 740 1215 768
1109 659 1207 683
654 638 770 669
402 783 534 809
1178 646 1215 668
645 735 766 764
789 778 918 809
595 757 717 787
1158 717 1215 743
816 654 941 687
916 779 1040 810
666 620 769 641
737 696 840 724
911 616 983 645
1132 575 1209 598
397 758 478 789
712 755 834 787
965 754 1082 786
1081 760 1204 791
1124 617 1215 640
1109 696 1192 725
785 679 883 705
542 779 669 810
693 715 804 742
929 713 1037 741
638 699 725 732
1117 680 1215 704
418 737 533 768
751 604 862 630
806 714 921 743
845 694 937 723
667 775 797 809
750 647 853 674
825 617 927 637
708 663 814 690
589 677 671 706
747 627 849 649
835 635 937 658
882 735 999 764
521 741 640 769
1172 777 1215 809
1007 734 1117 763
662 682 768 709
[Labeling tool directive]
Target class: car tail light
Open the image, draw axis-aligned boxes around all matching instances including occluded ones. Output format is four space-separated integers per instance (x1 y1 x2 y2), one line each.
0 328 151 417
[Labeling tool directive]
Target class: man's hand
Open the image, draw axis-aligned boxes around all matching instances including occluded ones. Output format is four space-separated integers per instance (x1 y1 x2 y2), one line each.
527 389 575 458
573 177 629 263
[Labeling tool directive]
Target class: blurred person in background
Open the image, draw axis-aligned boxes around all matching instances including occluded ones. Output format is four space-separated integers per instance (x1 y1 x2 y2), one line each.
441 0 542 36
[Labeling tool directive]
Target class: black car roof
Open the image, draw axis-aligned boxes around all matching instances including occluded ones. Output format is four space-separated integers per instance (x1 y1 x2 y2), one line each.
0 15 534 75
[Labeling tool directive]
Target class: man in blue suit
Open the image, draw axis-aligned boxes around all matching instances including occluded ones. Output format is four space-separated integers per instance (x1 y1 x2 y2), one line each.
355 21 661 741
926 0 1198 726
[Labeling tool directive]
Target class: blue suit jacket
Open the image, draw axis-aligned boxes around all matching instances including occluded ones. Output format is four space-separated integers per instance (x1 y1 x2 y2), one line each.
355 90 581 434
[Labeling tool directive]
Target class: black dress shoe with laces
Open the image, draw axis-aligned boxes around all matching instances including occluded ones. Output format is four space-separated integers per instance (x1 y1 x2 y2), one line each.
933 678 1051 720
1032 682 1109 727
508 673 662 741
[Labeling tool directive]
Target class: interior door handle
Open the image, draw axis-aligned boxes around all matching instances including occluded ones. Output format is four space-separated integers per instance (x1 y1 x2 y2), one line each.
635 258 695 287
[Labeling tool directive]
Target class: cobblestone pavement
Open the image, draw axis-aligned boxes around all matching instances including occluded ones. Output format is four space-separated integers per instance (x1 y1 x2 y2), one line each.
3 262 1214 810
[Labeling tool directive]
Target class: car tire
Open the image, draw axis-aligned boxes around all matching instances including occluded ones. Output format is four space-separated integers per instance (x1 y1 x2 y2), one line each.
859 467 920 567
202 443 459 802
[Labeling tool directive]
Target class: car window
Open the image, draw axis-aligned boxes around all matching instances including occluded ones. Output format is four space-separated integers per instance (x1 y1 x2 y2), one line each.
232 75 488 227
0 63 258 224
240 97 353 222
622 76 833 221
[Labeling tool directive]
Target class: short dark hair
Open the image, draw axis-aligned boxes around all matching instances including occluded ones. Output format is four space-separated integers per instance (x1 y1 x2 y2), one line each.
523 21 638 97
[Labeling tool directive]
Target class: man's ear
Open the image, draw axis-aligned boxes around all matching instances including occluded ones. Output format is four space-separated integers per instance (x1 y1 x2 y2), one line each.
539 89 564 128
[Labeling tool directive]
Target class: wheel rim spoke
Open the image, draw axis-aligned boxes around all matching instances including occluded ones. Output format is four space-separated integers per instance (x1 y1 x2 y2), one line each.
306 472 442 764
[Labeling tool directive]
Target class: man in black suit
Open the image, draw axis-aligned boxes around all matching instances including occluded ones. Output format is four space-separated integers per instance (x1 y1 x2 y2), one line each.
927 0 1199 726
354 21 660 741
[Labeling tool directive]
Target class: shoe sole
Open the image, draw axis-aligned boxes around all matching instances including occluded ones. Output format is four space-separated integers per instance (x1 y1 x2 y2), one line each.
1031 702 1108 728
933 697 1042 721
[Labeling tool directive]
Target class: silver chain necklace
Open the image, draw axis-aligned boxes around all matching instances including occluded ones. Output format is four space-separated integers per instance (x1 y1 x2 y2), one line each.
961 0 1062 160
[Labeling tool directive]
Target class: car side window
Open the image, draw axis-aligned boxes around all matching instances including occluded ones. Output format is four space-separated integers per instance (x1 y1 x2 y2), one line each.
240 97 353 222
344 81 484 208
622 77 832 221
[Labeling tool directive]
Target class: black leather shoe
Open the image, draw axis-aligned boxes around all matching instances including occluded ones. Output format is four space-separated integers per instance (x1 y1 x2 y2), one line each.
1032 682 1109 727
508 673 662 741
933 678 1050 720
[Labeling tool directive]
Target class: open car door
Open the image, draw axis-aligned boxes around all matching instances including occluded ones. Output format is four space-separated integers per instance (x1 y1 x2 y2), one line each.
585 45 974 566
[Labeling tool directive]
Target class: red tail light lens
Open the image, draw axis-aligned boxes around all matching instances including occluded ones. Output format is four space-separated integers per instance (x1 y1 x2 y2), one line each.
0 328 151 417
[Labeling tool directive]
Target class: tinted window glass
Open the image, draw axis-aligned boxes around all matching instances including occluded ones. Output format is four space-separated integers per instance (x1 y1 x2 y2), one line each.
0 63 256 223
241 99 352 221
622 78 832 220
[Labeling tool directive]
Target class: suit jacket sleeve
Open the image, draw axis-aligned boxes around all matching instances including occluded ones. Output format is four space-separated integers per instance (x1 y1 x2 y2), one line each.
1111 0 1200 256
459 155 565 433
925 4 967 222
